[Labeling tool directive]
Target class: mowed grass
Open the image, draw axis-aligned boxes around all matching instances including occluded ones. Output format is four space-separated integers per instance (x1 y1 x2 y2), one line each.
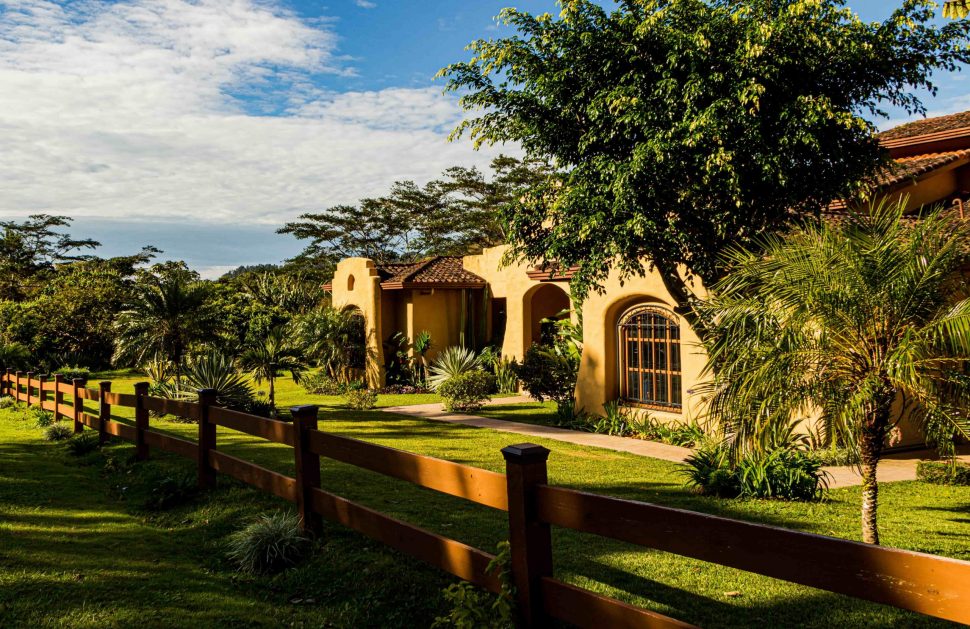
1 374 969 627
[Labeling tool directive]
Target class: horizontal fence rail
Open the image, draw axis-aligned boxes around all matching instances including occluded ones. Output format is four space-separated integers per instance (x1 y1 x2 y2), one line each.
2 369 969 628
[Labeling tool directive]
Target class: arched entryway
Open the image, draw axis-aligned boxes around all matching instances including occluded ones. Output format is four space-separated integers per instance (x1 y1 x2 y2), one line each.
524 283 571 347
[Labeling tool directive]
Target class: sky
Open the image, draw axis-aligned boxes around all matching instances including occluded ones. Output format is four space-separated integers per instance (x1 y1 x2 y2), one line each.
0 0 968 278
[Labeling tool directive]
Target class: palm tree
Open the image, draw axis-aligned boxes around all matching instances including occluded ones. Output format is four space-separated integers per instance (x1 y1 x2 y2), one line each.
237 326 305 417
292 306 366 382
700 200 970 544
113 269 213 378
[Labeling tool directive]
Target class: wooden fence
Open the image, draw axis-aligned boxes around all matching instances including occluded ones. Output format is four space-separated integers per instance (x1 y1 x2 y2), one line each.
3 368 970 628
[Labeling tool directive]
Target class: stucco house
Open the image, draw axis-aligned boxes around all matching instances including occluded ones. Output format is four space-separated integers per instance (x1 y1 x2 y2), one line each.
325 110 970 437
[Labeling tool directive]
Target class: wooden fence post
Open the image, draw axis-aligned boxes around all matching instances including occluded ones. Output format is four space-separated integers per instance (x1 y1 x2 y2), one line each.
2 367 9 397
72 378 84 434
197 388 217 490
134 382 150 461
98 381 111 445
38 374 47 411
502 443 553 628
291 405 322 536
25 371 33 407
53 374 64 423
15 371 23 403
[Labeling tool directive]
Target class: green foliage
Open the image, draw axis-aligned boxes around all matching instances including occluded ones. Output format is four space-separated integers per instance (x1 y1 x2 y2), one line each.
300 371 347 395
441 0 970 307
0 215 99 300
515 344 578 412
54 365 91 382
237 326 306 415
29 407 54 428
343 388 378 410
182 351 256 410
630 412 707 448
438 371 495 413
64 431 100 456
113 264 215 372
682 442 828 501
699 200 970 541
278 156 548 273
43 423 73 442
142 472 199 511
0 342 30 370
226 511 311 575
0 395 17 409
428 346 482 390
384 332 417 386
589 401 635 436
293 307 367 382
432 541 514 629
916 460 970 486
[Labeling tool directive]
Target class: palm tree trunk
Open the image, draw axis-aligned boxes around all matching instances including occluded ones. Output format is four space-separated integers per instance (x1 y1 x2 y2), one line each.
269 376 276 417
859 398 892 545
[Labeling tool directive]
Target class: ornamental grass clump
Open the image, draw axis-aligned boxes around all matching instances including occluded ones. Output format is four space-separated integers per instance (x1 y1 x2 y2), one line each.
43 423 73 442
226 511 310 575
428 346 482 390
65 431 100 456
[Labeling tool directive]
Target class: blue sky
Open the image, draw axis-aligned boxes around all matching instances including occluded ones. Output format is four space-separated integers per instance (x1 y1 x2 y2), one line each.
0 0 966 277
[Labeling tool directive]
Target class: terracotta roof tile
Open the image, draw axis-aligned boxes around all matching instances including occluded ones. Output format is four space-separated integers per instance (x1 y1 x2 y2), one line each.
377 257 485 287
875 150 970 188
878 110 970 142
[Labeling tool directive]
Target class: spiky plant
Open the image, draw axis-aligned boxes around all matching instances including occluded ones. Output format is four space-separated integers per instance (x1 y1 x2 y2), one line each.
182 351 255 409
226 511 310 575
699 200 970 544
427 346 482 390
237 326 305 416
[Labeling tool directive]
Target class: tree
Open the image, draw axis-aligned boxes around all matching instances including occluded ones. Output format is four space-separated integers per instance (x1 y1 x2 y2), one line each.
292 307 366 382
0 215 100 300
440 0 970 317
113 265 214 376
279 156 549 271
700 201 970 544
237 326 305 416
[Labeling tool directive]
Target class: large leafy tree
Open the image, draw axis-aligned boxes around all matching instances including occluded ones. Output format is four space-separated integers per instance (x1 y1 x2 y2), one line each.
440 0 970 316
279 156 549 272
0 215 100 300
700 202 970 545
113 264 215 376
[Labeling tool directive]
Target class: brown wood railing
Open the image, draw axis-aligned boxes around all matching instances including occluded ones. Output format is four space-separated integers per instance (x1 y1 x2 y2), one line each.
2 368 969 628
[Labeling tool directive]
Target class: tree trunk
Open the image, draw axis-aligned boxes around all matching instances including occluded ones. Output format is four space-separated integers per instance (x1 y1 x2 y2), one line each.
858 399 892 545
269 376 276 418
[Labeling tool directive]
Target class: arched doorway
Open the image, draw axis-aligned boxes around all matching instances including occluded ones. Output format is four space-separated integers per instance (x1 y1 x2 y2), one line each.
524 283 571 347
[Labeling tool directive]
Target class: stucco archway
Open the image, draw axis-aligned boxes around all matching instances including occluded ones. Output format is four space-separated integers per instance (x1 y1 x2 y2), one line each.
523 283 571 348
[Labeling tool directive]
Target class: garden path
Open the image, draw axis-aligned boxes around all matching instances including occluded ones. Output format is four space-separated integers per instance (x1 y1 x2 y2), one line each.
382 399 970 489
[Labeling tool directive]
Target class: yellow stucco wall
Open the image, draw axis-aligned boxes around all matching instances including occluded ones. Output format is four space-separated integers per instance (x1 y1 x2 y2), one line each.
329 258 385 388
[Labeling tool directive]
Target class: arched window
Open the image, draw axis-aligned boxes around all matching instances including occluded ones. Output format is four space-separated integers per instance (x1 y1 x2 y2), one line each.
617 305 682 409
347 275 355 291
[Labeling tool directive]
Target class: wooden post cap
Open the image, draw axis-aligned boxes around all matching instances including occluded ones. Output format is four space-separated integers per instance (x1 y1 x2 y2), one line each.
290 405 319 417
501 443 550 463
196 388 217 400
134 382 149 392
72 378 85 385
99 381 111 388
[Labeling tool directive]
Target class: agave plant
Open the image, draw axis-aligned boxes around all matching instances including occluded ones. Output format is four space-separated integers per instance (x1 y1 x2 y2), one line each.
427 346 482 390
154 351 255 412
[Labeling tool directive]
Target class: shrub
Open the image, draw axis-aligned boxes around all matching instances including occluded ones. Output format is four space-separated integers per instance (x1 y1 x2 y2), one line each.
917 460 970 486
681 443 828 501
65 431 100 456
143 472 198 510
0 395 17 409
811 447 860 467
630 414 706 447
344 388 378 410
428 347 482 390
301 371 346 395
515 344 578 413
432 541 514 629
226 511 310 575
379 384 430 395
492 357 519 395
438 372 496 413
54 366 91 382
44 423 73 441
589 401 634 436
29 407 55 428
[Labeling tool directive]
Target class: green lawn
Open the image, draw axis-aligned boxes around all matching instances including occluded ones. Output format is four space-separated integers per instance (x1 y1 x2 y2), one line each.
1 376 969 627
475 400 560 425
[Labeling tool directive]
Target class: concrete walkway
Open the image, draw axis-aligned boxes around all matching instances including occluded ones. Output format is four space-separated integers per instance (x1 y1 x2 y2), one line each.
383 398 970 489
381 396 693 462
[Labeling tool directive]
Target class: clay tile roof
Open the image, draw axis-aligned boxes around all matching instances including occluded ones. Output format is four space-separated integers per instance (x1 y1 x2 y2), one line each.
378 256 485 288
876 150 970 188
878 110 970 142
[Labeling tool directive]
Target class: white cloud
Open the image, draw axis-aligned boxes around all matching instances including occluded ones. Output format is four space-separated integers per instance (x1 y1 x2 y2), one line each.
0 0 505 227
354 0 377 8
